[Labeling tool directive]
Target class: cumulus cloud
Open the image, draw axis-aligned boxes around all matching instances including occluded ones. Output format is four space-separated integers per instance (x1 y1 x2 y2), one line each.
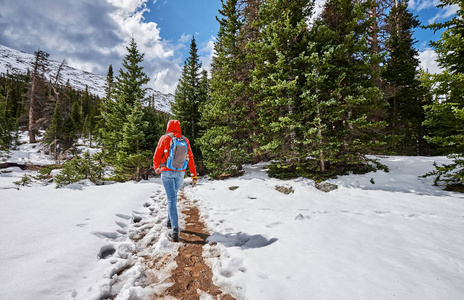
418 48 442 74
199 37 215 76
428 4 459 24
0 0 185 94
409 0 441 11
409 0 459 25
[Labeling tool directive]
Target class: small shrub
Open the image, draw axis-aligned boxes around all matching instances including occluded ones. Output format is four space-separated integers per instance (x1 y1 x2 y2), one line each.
14 174 33 187
54 151 105 188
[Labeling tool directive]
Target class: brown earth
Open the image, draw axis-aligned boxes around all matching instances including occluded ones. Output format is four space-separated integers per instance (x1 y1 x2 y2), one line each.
157 193 236 300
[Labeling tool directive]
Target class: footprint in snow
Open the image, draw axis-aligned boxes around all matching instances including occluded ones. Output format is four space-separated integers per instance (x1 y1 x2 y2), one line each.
92 231 123 241
98 245 116 259
116 213 131 220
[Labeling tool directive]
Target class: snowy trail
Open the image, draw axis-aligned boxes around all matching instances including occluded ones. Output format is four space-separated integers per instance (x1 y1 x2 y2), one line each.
1 155 464 300
162 191 236 300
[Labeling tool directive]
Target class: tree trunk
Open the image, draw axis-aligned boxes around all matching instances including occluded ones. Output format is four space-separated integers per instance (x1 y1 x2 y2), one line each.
28 76 37 143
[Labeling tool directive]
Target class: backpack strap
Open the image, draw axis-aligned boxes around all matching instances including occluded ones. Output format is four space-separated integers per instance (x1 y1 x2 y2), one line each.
160 134 173 167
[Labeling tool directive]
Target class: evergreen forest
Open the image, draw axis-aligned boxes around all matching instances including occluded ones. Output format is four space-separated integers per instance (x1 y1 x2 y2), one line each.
1 0 463 191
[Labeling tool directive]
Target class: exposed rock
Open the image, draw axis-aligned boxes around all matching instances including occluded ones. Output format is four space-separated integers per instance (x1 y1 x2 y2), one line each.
275 185 294 194
315 182 338 192
229 186 239 191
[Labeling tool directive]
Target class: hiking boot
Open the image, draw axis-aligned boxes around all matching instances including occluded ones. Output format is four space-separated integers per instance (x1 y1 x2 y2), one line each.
168 230 179 242
167 219 172 229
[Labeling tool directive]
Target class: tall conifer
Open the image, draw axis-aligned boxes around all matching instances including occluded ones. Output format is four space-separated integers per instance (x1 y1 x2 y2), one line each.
100 38 155 180
422 0 464 188
299 0 386 176
199 0 253 175
249 0 314 166
383 0 427 155
172 36 203 149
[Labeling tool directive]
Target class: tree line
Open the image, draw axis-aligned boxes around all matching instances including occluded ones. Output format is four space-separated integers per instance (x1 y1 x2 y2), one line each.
1 38 168 185
171 0 463 190
1 0 462 190
0 52 101 156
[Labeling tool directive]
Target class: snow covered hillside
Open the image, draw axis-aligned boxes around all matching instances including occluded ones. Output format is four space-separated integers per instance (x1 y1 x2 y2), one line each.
0 141 463 299
0 44 174 114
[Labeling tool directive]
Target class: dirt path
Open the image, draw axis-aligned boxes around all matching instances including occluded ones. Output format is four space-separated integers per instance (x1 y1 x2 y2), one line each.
159 193 236 300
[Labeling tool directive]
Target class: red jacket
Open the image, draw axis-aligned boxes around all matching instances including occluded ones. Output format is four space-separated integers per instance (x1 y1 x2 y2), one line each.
153 120 197 177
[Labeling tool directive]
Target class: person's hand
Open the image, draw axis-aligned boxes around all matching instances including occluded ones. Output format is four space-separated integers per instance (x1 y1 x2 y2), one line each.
191 177 198 186
155 168 161 174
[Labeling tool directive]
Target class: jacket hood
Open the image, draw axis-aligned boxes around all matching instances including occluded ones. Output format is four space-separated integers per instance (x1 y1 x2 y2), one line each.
166 120 182 136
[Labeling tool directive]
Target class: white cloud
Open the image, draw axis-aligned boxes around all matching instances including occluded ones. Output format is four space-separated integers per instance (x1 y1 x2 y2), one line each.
428 4 459 24
0 0 186 94
106 0 146 14
105 0 183 93
179 33 193 44
412 0 440 11
199 38 215 76
418 48 442 74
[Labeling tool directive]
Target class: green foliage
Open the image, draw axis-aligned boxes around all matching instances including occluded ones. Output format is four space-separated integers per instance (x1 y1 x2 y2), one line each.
172 36 204 146
422 0 464 187
13 174 33 187
0 87 17 152
266 158 388 182
382 0 430 155
112 38 149 106
250 0 314 163
54 152 105 188
113 102 153 181
423 154 464 191
298 0 386 174
198 125 251 178
199 0 256 175
99 38 161 181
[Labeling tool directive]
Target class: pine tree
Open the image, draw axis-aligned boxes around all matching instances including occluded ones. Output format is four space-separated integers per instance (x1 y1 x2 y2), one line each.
44 100 63 158
105 64 114 99
62 114 77 151
199 0 254 176
101 38 149 159
113 38 149 106
171 36 203 148
422 0 464 189
249 0 314 167
0 89 16 152
100 38 157 181
114 101 151 181
26 49 50 143
382 0 428 155
296 0 386 178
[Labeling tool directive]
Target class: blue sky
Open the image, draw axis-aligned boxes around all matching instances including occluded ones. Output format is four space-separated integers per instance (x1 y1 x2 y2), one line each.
144 0 222 63
0 0 458 94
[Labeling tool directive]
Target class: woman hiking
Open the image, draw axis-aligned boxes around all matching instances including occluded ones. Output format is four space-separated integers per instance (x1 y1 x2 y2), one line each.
153 120 197 242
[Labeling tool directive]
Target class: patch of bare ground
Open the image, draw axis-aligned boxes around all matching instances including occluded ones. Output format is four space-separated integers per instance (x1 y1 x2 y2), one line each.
154 193 236 300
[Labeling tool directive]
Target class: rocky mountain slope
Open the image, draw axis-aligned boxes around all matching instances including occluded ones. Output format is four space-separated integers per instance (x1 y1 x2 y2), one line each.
0 44 174 114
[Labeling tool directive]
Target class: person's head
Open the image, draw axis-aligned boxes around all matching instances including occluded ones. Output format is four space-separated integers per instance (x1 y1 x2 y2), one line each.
166 120 181 134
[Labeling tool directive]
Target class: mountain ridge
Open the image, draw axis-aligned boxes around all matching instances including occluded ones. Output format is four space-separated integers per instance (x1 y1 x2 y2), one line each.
0 44 174 114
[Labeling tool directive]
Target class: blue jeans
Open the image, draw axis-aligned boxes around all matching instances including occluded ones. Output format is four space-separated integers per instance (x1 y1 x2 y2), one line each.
161 171 185 231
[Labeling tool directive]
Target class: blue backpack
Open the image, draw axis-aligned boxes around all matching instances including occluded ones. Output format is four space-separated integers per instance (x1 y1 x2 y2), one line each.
165 133 189 171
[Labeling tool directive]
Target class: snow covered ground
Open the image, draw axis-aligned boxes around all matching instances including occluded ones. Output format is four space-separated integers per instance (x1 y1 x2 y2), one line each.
1 139 464 299
186 157 464 300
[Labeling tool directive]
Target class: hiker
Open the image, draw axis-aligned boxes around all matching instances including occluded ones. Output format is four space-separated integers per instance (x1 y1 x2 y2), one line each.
153 120 197 242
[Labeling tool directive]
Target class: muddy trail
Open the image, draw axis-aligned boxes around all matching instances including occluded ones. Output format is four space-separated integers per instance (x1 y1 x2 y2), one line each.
157 193 236 300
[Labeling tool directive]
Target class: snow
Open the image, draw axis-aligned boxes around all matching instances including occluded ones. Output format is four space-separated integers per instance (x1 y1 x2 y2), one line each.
185 157 464 300
1 139 464 299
